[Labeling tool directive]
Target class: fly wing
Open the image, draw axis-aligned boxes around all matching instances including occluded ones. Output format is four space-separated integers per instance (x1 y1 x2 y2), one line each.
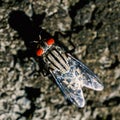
48 46 103 107
50 70 85 108
67 54 104 91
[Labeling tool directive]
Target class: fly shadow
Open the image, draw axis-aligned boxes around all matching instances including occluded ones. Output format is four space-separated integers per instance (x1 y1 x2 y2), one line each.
8 10 46 58
8 10 54 74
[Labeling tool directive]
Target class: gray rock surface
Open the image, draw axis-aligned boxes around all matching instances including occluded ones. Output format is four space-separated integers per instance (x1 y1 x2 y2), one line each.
0 0 120 120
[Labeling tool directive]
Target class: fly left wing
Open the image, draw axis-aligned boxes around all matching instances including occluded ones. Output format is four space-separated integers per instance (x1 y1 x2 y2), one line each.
50 69 85 108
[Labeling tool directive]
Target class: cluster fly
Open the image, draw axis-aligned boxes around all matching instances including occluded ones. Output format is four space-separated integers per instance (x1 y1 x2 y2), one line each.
35 37 104 108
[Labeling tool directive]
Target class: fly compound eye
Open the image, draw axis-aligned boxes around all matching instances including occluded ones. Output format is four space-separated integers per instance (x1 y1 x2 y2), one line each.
46 38 55 46
36 48 44 56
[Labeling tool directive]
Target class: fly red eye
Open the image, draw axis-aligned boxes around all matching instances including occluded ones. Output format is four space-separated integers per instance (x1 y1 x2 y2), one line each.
46 38 55 46
36 48 44 56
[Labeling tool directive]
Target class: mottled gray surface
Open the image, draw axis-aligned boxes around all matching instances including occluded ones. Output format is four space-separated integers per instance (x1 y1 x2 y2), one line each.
0 0 120 120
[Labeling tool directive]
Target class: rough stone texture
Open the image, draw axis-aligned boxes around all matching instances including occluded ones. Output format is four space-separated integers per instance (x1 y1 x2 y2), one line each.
0 0 120 120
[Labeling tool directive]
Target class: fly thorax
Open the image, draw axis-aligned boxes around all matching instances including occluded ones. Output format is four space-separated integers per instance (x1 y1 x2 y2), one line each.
44 48 70 74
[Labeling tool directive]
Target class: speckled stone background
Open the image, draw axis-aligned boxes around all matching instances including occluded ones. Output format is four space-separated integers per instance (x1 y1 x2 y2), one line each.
0 0 120 120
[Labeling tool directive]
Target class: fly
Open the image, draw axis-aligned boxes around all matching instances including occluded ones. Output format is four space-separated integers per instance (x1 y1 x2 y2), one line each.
35 37 104 108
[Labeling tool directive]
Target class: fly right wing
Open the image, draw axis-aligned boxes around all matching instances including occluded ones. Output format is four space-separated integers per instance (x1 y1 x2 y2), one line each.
67 54 104 91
